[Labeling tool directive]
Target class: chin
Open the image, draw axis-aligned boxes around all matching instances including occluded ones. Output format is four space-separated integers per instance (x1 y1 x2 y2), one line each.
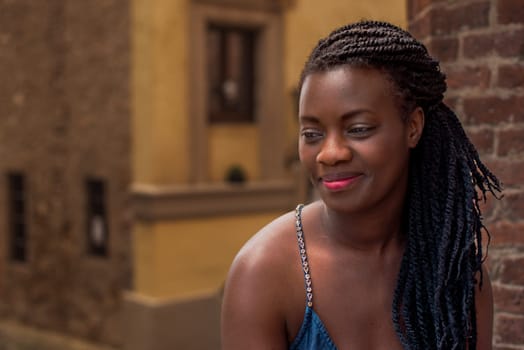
318 191 366 213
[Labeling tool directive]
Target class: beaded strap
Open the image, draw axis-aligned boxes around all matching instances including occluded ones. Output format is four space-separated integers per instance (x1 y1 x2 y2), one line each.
295 204 313 308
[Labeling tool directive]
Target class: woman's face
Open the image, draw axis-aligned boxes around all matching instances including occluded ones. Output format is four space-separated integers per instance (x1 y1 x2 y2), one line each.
298 66 423 213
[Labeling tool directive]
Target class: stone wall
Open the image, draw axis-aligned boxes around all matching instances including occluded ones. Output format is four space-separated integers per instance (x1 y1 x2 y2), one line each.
408 0 524 348
0 0 131 347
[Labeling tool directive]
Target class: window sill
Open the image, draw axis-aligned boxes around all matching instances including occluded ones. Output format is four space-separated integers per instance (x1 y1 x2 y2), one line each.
131 180 299 220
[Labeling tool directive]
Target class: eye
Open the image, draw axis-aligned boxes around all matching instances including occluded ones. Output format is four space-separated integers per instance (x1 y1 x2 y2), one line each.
346 126 375 137
300 129 323 143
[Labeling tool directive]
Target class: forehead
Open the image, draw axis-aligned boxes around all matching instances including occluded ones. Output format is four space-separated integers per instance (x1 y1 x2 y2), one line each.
299 66 398 118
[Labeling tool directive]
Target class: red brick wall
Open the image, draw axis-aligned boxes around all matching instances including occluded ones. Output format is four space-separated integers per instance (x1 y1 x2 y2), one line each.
408 0 524 348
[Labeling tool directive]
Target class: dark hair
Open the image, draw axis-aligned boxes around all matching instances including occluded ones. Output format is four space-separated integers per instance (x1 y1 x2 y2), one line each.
300 20 501 350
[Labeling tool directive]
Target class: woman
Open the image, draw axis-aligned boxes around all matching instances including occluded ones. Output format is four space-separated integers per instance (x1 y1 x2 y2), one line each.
221 20 501 350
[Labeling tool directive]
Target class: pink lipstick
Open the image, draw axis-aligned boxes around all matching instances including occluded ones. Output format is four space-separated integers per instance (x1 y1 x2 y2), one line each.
321 174 361 191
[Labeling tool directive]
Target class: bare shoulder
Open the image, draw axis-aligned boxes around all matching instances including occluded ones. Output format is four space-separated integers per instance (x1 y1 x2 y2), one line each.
221 208 301 350
475 263 494 350
230 208 299 283
238 209 298 264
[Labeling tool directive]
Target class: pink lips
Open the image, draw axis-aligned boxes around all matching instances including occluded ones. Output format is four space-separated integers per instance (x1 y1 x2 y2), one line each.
321 174 361 191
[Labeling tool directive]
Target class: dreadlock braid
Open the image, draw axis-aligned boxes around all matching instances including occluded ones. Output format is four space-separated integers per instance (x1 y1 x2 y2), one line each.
300 20 501 350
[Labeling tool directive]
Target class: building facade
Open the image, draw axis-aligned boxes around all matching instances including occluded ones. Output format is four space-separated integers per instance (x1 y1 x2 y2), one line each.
0 0 131 347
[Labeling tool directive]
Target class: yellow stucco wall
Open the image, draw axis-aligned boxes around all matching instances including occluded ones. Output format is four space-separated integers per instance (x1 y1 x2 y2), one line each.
133 212 280 299
208 125 260 182
131 0 271 300
132 0 190 185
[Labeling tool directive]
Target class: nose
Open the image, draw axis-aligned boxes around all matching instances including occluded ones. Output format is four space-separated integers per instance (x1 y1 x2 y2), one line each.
316 133 352 165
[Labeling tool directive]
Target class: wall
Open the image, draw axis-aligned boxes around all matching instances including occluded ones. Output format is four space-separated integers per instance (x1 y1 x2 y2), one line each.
133 212 280 299
408 0 524 348
208 124 260 182
0 0 131 347
130 0 281 301
132 0 190 185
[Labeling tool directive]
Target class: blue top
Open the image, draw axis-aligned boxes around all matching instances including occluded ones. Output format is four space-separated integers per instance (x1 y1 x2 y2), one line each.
290 204 338 350
289 306 337 350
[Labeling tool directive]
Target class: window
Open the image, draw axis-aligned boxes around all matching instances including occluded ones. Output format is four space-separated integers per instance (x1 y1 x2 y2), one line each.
207 24 257 123
130 1 299 220
8 172 27 262
86 178 109 257
190 4 287 183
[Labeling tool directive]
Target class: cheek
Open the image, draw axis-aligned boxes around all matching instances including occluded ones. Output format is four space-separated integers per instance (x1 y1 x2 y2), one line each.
298 142 305 163
298 144 319 172
358 133 410 171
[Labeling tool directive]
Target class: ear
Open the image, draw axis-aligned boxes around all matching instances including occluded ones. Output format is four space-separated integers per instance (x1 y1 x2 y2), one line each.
407 106 424 148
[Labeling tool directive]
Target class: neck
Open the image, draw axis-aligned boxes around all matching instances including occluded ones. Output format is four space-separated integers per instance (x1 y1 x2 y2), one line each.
318 199 406 256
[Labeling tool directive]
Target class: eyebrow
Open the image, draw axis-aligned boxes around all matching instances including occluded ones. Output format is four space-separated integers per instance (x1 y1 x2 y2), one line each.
299 115 320 124
299 109 374 123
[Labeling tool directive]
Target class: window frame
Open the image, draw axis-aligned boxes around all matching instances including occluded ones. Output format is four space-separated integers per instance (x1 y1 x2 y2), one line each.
85 177 109 257
190 3 286 183
207 23 258 124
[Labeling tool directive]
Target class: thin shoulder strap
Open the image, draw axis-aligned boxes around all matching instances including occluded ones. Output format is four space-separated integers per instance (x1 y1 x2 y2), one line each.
295 204 313 308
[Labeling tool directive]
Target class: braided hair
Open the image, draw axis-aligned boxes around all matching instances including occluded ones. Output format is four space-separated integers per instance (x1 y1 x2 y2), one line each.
299 21 501 349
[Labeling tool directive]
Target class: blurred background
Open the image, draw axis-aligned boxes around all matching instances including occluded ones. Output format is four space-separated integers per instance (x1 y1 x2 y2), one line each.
0 0 522 349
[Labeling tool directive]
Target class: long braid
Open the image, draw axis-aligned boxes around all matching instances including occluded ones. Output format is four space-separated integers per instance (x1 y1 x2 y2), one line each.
300 20 502 349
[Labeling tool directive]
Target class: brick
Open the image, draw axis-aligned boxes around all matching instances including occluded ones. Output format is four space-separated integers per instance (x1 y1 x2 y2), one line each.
493 284 524 314
494 314 524 344
498 65 524 89
486 158 524 187
0 0 132 346
445 65 491 90
466 128 494 154
430 1 491 36
409 12 431 39
427 37 459 62
498 0 524 25
501 192 524 221
408 0 450 20
493 28 524 58
464 28 524 59
463 96 524 124
408 0 433 20
463 33 495 59
499 257 524 285
488 221 524 246
498 129 524 156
